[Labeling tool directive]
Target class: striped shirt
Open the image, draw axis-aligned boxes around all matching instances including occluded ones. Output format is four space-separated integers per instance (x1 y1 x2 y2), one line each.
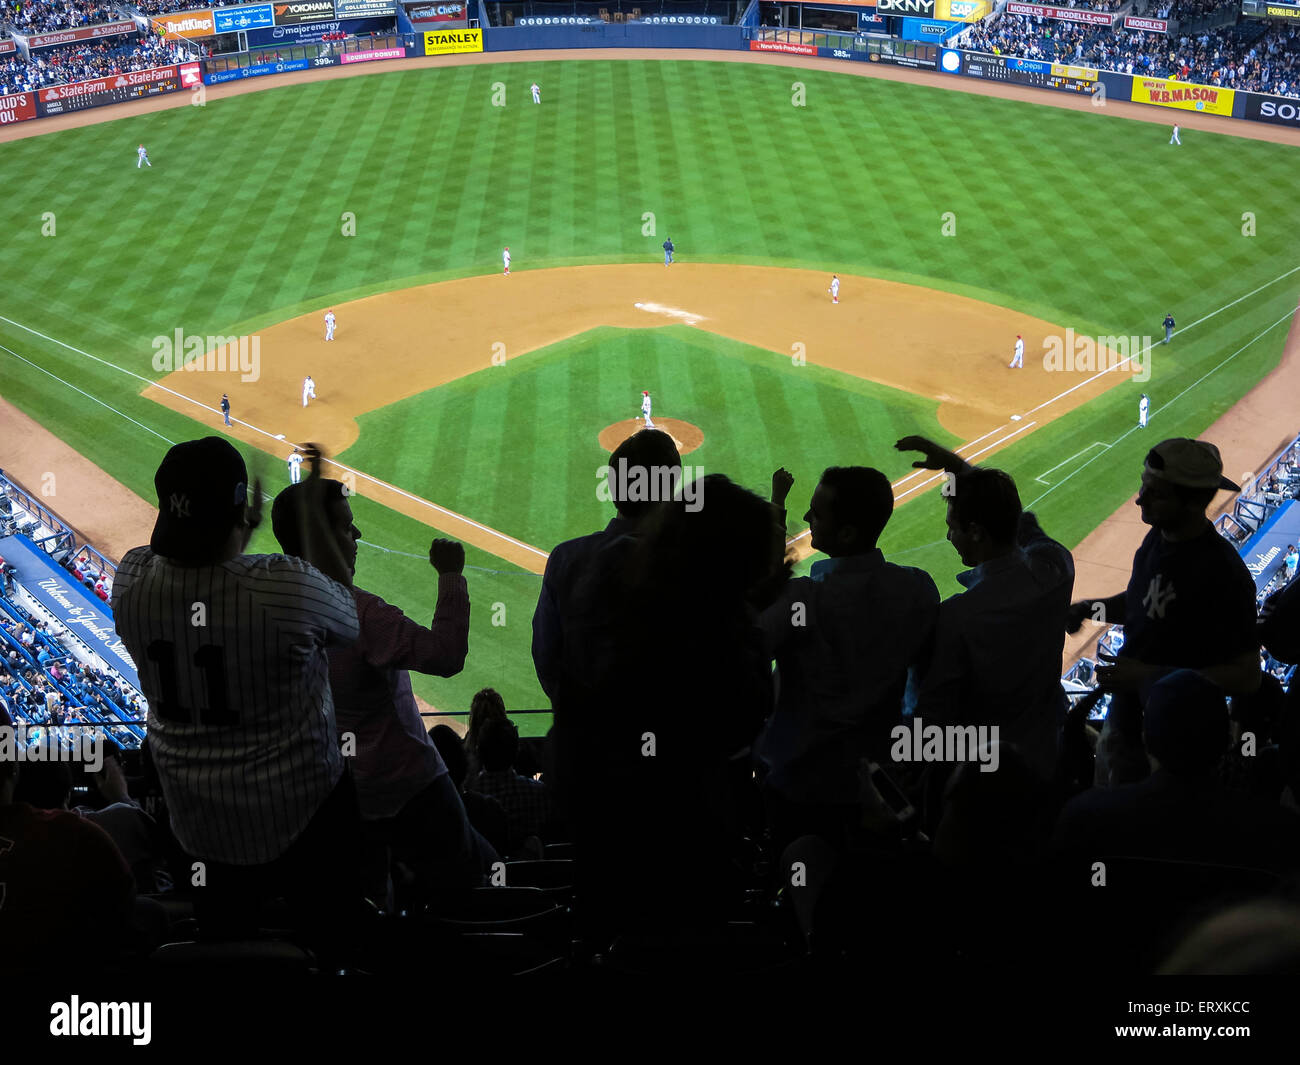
111 548 360 865
327 578 470 820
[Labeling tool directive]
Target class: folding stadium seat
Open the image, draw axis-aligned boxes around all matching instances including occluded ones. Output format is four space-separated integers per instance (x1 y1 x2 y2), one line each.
148 939 315 974
599 921 802 975
1062 856 1285 975
501 859 575 890
455 932 569 975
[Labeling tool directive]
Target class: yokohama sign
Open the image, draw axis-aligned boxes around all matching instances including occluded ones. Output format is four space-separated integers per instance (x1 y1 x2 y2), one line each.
26 20 137 50
1005 3 1115 25
1122 16 1168 32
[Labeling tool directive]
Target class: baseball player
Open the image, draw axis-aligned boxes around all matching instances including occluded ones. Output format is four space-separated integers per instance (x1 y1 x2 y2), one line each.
1009 334 1024 368
531 82 541 104
829 275 840 304
303 375 317 407
1163 313 1176 344
220 394 231 427
137 144 151 168
503 247 511 276
288 449 304 483
324 310 336 341
663 238 674 266
1170 124 1181 146
1138 393 1149 429
641 390 655 429
110 437 361 943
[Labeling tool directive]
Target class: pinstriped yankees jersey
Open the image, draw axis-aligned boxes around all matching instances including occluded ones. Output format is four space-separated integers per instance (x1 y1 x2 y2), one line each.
111 548 359 865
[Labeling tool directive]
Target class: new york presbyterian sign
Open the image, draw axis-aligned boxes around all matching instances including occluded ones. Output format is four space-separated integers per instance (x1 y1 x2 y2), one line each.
214 4 276 32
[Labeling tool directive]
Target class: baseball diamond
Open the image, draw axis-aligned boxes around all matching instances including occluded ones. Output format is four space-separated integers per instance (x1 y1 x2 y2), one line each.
2 54 1298 723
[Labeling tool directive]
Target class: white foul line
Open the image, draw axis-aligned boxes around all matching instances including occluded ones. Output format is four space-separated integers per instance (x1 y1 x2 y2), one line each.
1034 442 1111 485
0 315 549 564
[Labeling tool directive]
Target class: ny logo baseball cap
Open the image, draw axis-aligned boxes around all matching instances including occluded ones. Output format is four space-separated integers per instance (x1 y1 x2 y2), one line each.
1144 439 1240 492
150 437 249 562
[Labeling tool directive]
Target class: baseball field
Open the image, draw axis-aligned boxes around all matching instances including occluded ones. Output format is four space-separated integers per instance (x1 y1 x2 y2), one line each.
2 54 1298 733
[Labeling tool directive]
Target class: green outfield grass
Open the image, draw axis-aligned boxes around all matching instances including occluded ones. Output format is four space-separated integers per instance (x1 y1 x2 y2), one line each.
341 325 956 554
1 58 1298 726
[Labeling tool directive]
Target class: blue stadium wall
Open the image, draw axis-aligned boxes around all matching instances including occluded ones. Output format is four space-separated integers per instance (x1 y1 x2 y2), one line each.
483 23 746 50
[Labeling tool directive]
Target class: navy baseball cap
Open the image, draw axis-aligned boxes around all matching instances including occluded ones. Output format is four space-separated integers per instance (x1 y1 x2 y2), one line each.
150 437 249 563
1145 439 1240 492
1143 670 1230 776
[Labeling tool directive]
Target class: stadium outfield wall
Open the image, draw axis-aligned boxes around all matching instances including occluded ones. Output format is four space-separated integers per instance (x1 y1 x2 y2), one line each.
2 19 1297 131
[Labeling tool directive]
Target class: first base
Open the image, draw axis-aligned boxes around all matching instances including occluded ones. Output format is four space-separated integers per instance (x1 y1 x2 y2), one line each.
274 433 286 439
1010 415 1022 421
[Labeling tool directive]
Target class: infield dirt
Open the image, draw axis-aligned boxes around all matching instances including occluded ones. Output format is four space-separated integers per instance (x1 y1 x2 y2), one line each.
142 262 1137 569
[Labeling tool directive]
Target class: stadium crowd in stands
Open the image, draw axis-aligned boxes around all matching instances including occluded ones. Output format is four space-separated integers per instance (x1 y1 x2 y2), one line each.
131 0 257 13
2 0 120 34
0 33 186 94
3 425 1297 979
967 11 1300 98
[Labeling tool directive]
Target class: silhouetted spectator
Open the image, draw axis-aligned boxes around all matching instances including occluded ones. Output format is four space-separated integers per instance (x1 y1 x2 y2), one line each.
273 478 496 907
111 439 364 950
463 686 507 783
1068 440 1260 785
469 717 554 854
900 436 1075 781
532 428 682 702
755 465 939 852
429 723 509 858
1053 671 1300 870
555 474 786 938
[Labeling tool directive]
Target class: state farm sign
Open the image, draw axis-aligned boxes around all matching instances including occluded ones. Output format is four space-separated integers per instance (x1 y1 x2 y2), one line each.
27 20 137 50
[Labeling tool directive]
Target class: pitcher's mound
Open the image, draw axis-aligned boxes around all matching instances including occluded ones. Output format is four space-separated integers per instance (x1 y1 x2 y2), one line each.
598 417 703 456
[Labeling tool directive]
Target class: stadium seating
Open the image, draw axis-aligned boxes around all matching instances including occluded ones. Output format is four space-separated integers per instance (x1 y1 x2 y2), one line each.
965 10 1300 98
